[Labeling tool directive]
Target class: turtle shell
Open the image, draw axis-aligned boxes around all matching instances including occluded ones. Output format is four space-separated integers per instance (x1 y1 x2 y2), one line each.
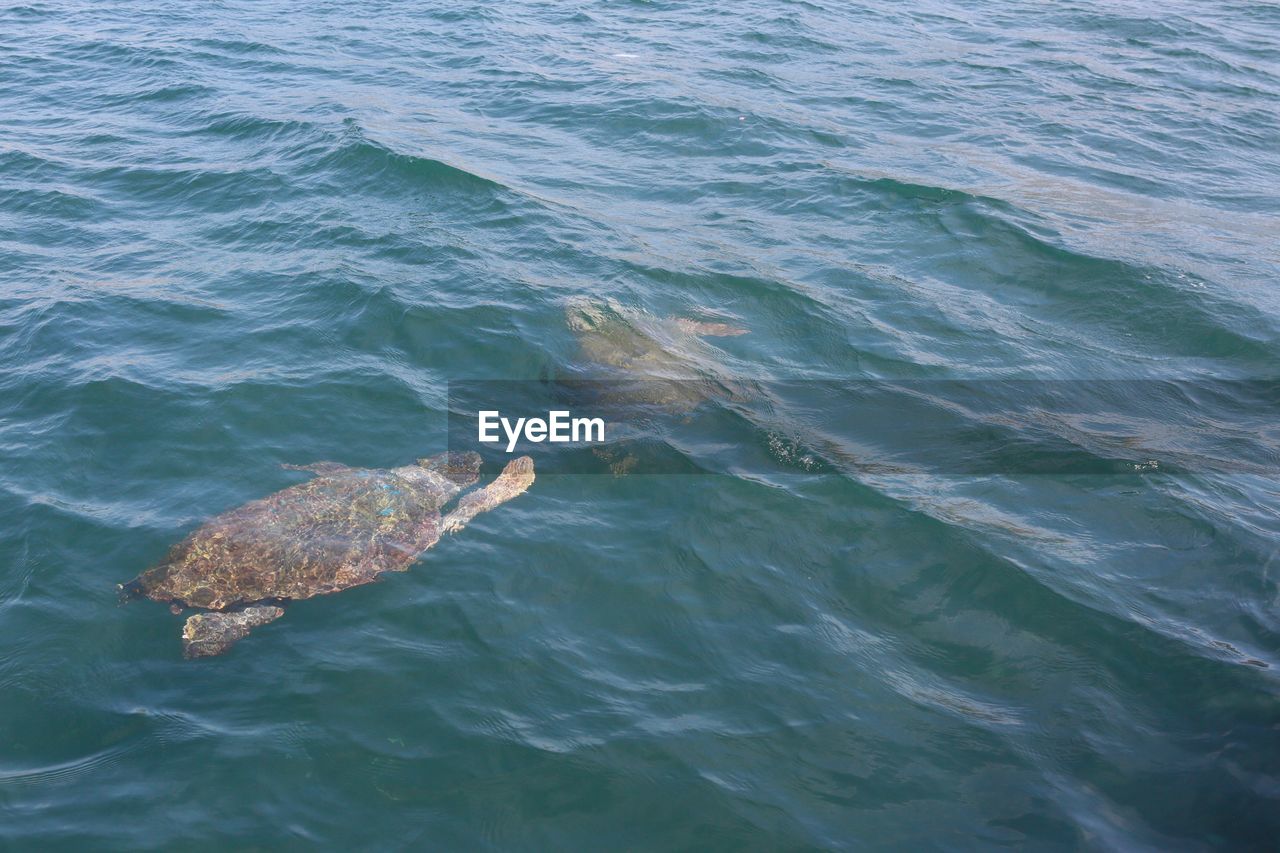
129 456 479 610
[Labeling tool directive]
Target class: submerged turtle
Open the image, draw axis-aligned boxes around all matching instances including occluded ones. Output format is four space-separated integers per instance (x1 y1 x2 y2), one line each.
567 296 746 377
566 296 748 411
121 452 534 658
564 297 751 473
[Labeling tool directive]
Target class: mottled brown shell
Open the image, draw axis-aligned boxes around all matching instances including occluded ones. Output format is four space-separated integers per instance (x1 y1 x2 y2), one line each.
120 454 535 659
128 453 486 610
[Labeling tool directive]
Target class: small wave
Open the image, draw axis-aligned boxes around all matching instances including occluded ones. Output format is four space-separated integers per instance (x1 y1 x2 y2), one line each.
0 743 138 789
0 185 106 220
187 37 289 57
314 129 509 198
87 162 289 210
98 82 215 106
185 112 317 145
60 38 179 71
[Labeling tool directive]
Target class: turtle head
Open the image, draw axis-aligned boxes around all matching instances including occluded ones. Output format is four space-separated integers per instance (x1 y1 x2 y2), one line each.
117 578 147 604
417 451 483 486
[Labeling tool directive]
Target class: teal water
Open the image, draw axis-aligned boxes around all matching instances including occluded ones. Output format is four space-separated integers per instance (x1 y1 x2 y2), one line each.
3 1 1279 848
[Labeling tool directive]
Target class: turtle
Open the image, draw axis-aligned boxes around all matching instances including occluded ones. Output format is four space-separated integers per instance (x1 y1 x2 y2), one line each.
566 296 747 390
564 297 751 472
120 452 534 658
565 297 750 411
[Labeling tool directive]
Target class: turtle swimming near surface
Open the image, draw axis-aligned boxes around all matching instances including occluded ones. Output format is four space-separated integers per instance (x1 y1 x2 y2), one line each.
563 297 752 473
567 296 746 377
120 452 534 658
565 296 748 411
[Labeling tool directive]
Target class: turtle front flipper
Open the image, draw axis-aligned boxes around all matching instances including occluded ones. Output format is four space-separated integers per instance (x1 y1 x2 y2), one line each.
673 317 747 337
440 456 534 535
182 605 285 659
281 461 352 476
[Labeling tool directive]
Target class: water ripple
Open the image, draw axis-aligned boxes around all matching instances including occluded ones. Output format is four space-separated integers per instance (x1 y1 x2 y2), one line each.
1 0 1278 847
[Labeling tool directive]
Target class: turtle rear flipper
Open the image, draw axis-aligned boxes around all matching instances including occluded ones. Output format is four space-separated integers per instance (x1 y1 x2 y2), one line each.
182 606 285 659
441 456 534 535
